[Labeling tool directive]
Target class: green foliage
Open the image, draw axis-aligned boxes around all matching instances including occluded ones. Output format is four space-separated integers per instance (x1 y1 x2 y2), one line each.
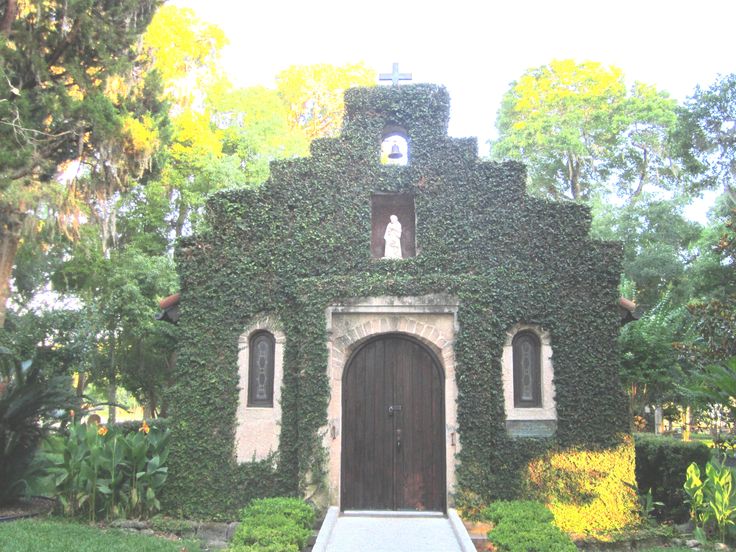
0 519 201 552
227 545 297 552
684 460 736 543
227 497 314 552
0 0 169 329
52 246 178 418
482 500 577 551
635 434 711 522
239 497 315 529
492 59 681 202
167 83 630 518
590 198 702 309
0 348 79 505
44 420 170 521
684 357 736 412
676 73 736 194
0 0 163 188
619 296 689 413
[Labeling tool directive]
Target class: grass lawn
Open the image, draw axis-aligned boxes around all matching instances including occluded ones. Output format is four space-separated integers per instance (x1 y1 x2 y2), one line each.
0 519 201 552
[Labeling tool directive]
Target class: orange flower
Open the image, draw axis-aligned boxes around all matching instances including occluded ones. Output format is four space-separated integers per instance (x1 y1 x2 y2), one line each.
97 425 108 436
139 420 150 434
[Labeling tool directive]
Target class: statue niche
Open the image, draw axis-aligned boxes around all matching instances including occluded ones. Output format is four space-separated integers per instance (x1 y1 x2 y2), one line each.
371 193 415 259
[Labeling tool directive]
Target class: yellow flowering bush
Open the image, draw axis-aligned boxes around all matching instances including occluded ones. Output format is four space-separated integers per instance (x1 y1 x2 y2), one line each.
524 434 641 539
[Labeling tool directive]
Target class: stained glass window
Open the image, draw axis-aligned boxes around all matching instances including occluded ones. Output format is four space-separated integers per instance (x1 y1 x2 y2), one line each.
513 331 541 408
248 331 275 407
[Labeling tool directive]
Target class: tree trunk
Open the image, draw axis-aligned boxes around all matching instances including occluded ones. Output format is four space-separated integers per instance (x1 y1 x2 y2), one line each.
654 405 664 435
682 406 692 442
107 332 117 424
0 210 23 328
0 0 17 37
76 371 87 397
566 153 581 199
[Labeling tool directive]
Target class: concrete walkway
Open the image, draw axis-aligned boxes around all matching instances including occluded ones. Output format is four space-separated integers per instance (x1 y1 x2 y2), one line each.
312 508 476 552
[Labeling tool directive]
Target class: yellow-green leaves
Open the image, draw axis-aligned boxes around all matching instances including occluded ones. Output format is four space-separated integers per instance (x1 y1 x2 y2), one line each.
276 62 375 141
493 59 680 202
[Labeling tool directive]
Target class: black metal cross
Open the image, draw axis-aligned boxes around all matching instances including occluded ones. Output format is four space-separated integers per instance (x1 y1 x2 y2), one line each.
379 63 412 86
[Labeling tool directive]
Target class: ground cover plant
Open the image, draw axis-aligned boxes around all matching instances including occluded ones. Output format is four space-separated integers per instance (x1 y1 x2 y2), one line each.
482 500 577 552
0 519 201 552
226 497 315 552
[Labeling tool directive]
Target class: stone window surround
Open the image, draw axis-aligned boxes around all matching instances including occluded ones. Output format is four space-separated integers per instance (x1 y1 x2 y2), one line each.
502 323 556 422
235 315 285 463
323 295 460 509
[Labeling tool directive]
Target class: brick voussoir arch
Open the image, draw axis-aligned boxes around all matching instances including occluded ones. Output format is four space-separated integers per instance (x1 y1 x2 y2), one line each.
332 316 454 379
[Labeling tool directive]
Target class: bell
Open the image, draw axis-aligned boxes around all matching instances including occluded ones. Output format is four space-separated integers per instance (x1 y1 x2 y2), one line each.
388 143 403 159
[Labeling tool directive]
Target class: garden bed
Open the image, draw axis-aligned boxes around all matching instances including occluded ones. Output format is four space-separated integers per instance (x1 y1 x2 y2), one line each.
0 496 55 521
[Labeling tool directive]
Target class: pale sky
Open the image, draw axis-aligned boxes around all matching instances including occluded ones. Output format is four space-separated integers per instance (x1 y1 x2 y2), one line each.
172 0 735 155
170 0 734 221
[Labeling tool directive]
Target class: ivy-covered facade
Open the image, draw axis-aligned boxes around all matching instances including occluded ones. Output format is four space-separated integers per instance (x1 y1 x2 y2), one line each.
165 84 637 527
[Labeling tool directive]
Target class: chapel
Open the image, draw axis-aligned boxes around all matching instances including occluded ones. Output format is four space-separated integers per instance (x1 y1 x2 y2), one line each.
164 83 635 522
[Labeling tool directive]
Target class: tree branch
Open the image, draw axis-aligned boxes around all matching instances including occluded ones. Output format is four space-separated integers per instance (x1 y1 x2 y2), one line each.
45 17 82 69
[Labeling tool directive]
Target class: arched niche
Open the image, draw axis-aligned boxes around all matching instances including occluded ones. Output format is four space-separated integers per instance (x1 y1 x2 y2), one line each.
380 126 409 166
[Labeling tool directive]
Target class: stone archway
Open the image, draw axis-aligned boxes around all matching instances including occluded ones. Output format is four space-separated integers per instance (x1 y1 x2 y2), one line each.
323 295 459 508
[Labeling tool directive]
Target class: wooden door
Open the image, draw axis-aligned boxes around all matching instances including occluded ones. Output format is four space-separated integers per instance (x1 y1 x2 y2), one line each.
341 334 445 512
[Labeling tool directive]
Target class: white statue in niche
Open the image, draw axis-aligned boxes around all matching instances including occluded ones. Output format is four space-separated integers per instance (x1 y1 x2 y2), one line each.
383 214 402 259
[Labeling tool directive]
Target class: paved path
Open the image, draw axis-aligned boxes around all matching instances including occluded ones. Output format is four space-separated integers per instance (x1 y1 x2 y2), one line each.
312 508 476 552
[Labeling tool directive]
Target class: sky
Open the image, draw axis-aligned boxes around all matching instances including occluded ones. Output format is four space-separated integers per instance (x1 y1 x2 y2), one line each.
172 0 735 147
171 0 734 219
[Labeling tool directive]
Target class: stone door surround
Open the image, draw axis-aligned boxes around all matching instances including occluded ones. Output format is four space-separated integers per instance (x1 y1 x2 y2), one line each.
323 295 460 508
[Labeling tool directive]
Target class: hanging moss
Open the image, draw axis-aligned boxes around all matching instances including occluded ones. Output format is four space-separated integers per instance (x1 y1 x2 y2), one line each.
164 84 631 521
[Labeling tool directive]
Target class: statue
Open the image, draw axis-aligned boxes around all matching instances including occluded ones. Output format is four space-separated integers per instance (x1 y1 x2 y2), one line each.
383 215 402 259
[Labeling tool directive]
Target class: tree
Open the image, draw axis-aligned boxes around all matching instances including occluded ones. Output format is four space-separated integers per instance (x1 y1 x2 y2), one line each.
208 84 310 185
677 73 736 199
0 0 164 326
52 243 177 422
618 295 689 416
591 197 702 308
492 59 682 202
276 62 375 141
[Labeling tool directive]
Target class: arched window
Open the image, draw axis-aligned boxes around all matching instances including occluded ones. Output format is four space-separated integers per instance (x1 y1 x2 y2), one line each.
513 331 541 408
248 331 275 407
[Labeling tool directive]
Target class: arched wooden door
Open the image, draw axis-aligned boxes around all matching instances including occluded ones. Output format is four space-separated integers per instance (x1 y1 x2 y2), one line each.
341 334 446 512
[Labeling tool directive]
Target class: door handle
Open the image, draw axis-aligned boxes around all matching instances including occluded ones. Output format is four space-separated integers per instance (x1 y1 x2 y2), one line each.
396 429 401 450
388 405 402 416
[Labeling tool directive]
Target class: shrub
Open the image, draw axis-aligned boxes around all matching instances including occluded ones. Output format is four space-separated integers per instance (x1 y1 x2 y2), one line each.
483 500 554 524
227 497 314 552
0 348 79 505
240 497 315 529
227 545 298 552
482 500 577 552
524 434 641 537
635 434 711 522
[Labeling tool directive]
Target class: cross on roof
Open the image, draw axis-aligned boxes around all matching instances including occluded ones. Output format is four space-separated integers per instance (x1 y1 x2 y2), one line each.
379 63 412 86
